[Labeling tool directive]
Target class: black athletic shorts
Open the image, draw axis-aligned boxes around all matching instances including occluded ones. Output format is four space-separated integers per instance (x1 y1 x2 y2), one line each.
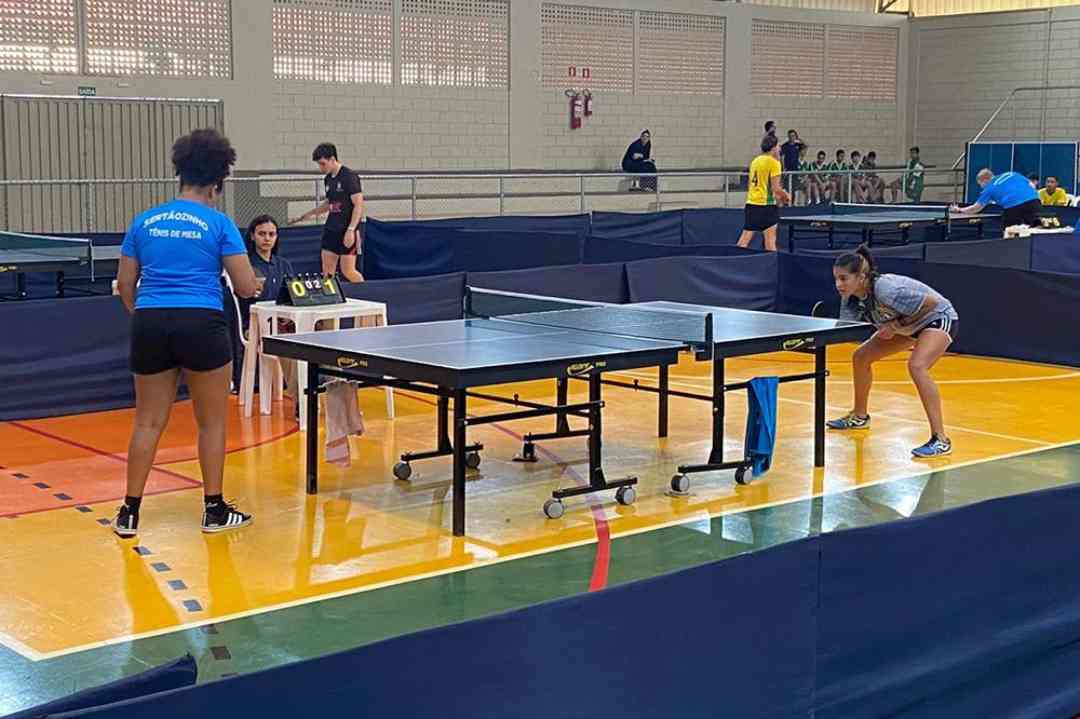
130 308 232 375
1002 198 1041 228
321 225 361 256
912 316 959 341
744 204 780 232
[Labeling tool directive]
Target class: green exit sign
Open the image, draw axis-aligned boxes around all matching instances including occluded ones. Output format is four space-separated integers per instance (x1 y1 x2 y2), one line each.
77 86 96 97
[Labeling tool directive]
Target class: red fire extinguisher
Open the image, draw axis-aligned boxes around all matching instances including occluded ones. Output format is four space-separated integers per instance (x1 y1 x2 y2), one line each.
583 90 593 117
568 90 584 130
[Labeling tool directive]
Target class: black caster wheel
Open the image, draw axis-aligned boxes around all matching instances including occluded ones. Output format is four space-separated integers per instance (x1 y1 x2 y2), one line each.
615 486 636 506
670 474 690 495
734 466 749 485
543 498 565 519
465 451 481 470
393 461 412 481
514 442 538 463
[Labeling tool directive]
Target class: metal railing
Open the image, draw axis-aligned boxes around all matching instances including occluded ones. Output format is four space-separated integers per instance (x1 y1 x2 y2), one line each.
0 168 965 234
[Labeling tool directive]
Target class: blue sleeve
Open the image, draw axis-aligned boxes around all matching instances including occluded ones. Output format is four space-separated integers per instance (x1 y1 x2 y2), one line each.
977 184 995 206
220 221 246 257
120 219 139 258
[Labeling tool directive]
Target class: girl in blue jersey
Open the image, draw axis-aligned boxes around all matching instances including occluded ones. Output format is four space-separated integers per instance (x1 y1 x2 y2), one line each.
113 129 260 537
828 245 959 458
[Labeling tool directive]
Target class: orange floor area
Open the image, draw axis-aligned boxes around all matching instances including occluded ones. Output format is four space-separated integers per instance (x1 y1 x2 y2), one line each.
1 348 1079 659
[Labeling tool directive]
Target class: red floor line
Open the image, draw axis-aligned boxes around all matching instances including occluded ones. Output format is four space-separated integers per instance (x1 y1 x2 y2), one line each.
398 390 612 591
7 421 202 486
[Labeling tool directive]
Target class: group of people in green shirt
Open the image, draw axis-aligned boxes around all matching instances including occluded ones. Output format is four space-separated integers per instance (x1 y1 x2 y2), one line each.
792 145 925 206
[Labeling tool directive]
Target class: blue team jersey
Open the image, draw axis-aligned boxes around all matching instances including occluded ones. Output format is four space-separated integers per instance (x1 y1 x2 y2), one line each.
976 171 1039 209
121 199 246 311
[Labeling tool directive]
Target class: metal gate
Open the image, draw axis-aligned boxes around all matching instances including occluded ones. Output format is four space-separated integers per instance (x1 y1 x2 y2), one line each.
0 94 224 232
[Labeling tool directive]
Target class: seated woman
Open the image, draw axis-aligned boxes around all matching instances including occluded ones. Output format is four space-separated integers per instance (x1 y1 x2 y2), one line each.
622 129 657 191
234 215 300 406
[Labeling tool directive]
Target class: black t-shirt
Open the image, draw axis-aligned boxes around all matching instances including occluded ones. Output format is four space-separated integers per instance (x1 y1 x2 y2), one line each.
323 166 363 235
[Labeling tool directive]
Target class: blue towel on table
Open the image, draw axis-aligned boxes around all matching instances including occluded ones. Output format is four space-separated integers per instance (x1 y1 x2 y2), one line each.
744 376 779 477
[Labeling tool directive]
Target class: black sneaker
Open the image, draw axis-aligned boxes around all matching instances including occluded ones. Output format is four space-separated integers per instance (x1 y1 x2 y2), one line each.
201 502 253 534
112 504 139 538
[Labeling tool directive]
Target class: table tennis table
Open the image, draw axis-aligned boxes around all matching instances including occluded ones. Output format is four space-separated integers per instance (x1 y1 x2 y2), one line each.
262 288 871 536
0 231 121 299
780 203 991 251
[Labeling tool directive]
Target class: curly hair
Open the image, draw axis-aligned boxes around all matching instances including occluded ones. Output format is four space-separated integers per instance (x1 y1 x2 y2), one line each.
171 128 237 191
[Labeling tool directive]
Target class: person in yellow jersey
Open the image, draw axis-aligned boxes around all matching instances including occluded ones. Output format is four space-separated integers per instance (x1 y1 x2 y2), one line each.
1038 175 1070 206
737 134 791 251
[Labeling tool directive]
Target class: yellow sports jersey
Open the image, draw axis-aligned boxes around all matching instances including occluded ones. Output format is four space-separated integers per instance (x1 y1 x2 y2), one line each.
1039 187 1069 206
747 154 782 206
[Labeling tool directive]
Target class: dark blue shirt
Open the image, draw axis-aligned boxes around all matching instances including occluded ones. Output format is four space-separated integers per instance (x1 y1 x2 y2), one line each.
976 171 1039 209
780 140 804 172
238 251 295 329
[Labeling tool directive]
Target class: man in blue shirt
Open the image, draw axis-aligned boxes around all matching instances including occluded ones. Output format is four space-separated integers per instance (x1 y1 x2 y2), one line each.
952 168 1041 227
780 129 805 173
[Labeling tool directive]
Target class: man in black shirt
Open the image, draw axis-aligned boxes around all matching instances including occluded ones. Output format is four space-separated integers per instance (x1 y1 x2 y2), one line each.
288 143 364 282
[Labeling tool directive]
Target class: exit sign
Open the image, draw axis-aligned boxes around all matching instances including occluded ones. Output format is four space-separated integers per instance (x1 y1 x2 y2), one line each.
77 86 96 97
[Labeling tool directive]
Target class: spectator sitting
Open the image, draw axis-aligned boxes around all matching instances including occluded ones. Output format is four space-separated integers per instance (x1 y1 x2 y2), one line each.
795 145 810 205
888 146 925 204
622 129 657 191
1039 175 1069 206
829 149 849 202
809 150 831 205
863 151 886 203
849 151 866 202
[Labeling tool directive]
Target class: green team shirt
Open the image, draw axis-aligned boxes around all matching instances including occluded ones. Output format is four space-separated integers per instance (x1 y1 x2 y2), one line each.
828 161 849 177
810 161 830 183
905 159 925 197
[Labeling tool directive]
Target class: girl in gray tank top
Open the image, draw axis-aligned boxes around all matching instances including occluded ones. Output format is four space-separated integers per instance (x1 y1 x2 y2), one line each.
829 245 958 459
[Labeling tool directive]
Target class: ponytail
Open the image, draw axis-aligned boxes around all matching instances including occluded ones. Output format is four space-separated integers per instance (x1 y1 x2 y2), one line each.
835 243 878 280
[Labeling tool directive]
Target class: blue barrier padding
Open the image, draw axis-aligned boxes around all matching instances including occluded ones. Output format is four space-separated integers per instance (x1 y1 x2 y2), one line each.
923 262 1080 366
275 226 325 275
365 213 591 235
591 210 683 246
815 483 1080 719
680 207 744 245
585 236 757 264
52 538 820 719
467 262 628 303
924 237 1031 269
794 245 927 261
777 254 927 318
0 295 133 420
626 254 779 311
343 272 465 324
453 229 583 273
5 655 196 719
1031 233 1080 275
362 223 456 279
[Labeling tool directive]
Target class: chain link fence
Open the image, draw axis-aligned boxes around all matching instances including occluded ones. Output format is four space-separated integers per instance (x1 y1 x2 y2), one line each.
0 168 965 234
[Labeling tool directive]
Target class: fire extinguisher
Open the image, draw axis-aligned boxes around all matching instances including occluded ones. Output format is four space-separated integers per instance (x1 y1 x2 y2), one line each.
583 90 593 117
567 89 584 130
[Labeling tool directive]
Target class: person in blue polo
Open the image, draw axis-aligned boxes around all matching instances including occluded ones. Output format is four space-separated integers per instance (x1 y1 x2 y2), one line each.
951 168 1041 227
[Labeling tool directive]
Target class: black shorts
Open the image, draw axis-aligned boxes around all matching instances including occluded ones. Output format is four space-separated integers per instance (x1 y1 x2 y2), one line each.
744 204 780 232
130 308 232 375
321 225 360 256
1002 198 1041 228
912 316 959 341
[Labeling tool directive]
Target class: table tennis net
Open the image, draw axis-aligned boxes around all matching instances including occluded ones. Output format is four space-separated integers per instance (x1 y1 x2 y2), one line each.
0 231 92 260
466 287 711 346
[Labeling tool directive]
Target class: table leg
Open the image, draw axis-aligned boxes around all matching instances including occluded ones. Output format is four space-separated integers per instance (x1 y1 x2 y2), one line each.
452 389 467 536
306 363 320 494
240 309 259 417
814 346 826 467
658 364 669 438
296 315 317 429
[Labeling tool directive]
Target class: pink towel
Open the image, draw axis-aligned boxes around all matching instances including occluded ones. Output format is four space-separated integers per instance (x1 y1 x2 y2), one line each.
324 382 365 467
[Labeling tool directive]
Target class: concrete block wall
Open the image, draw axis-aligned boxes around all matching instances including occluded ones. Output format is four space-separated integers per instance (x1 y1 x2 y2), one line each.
912 7 1080 171
539 91 724 171
272 83 509 171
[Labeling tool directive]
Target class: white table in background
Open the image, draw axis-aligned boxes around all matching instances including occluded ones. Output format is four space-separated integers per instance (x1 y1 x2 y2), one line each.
240 299 394 429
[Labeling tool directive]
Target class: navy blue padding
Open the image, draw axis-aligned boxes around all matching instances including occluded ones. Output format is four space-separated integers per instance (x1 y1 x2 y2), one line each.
366 213 591 235
343 272 465 324
925 238 1031 269
680 208 744 245
584 236 758 264
1031 232 1080 275
795 245 927 261
0 296 134 420
467 262 628 303
814 483 1080 719
923 262 1080 366
274 226 324 275
452 230 583 273
626 254 779 311
4 654 196 719
52 539 819 719
591 210 683 245
362 224 455 279
777 255 926 319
